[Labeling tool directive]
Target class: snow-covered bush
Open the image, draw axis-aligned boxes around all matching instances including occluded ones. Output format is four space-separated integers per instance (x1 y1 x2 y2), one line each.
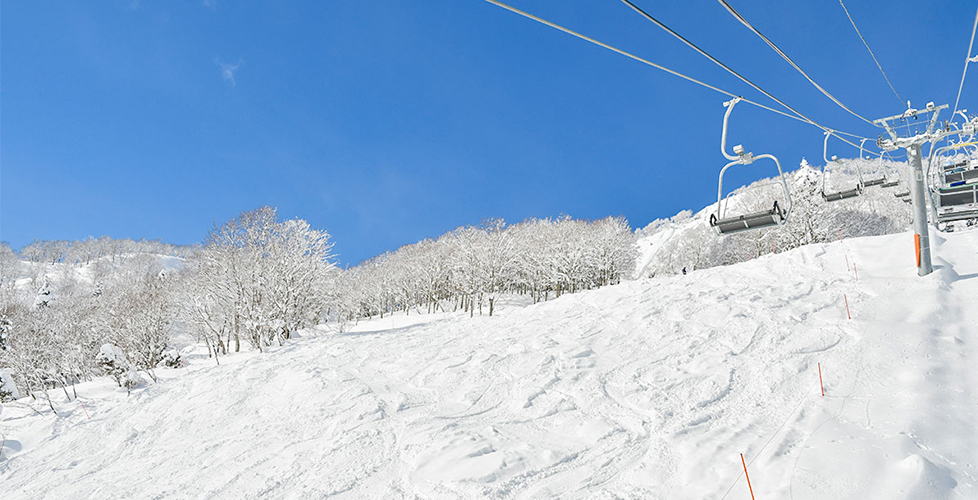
160 349 183 369
95 344 141 393
0 368 19 402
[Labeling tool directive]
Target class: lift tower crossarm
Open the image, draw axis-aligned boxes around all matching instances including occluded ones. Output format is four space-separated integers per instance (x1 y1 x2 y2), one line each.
875 104 949 149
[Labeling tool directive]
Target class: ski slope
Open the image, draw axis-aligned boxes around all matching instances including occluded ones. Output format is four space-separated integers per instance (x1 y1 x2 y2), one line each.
2 229 977 499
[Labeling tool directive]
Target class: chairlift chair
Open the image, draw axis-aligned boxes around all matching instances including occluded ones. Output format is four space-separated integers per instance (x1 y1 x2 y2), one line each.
932 183 978 230
925 138 978 231
708 97 792 235
821 131 863 201
858 138 886 187
879 151 902 188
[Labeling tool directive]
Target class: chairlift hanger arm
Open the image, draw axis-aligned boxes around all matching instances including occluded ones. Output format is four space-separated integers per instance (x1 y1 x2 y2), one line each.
823 131 836 165
721 97 745 162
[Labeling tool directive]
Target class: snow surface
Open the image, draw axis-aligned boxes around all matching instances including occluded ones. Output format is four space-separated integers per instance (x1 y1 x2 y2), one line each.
1 230 977 499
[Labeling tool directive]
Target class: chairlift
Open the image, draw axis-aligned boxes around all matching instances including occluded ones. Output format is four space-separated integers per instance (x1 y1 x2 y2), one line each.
932 183 978 230
858 138 886 187
925 139 978 231
821 131 863 201
708 97 792 235
878 151 902 188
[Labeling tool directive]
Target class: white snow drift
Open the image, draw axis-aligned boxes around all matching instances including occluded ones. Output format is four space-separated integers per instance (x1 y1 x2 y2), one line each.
1 229 976 499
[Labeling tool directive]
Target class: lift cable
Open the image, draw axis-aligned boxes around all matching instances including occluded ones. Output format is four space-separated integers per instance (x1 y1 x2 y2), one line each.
714 0 880 127
479 0 875 152
616 0 838 132
952 4 978 117
838 0 904 106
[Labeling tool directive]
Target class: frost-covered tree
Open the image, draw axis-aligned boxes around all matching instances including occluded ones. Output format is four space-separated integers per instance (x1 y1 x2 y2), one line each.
183 207 337 355
0 315 10 351
32 282 53 309
102 267 176 382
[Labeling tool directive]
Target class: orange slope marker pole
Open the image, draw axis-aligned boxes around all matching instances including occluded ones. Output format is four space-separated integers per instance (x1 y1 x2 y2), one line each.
818 363 825 397
741 453 756 500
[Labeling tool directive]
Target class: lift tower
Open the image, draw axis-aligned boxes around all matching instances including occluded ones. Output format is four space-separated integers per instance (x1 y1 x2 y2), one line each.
875 103 948 277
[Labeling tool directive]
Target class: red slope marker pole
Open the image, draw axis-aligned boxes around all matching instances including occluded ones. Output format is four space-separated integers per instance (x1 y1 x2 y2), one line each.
79 401 91 420
818 363 825 397
845 253 850 272
182 359 190 374
854 263 858 281
741 453 756 500
837 228 844 243
844 294 851 320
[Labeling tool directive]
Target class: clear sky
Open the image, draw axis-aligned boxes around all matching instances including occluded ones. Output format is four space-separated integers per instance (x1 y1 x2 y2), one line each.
2 0 975 266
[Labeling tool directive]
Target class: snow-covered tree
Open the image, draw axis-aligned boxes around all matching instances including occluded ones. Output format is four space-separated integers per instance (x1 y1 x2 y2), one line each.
32 282 53 309
183 207 337 355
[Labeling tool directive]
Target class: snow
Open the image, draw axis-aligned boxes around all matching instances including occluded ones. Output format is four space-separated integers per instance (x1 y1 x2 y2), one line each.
96 344 127 366
1 229 977 499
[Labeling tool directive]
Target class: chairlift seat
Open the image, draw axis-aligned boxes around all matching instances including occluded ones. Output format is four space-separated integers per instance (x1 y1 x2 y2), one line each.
710 201 785 234
863 176 885 187
937 206 978 223
822 185 862 202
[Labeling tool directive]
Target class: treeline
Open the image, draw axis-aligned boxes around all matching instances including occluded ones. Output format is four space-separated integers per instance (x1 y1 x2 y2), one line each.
18 237 192 265
0 209 637 405
335 216 637 320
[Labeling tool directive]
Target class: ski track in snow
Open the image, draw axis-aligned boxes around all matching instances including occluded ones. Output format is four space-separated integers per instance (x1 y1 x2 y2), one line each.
1 231 976 499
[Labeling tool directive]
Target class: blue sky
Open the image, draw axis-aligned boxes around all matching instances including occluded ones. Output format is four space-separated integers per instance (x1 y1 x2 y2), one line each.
2 0 975 266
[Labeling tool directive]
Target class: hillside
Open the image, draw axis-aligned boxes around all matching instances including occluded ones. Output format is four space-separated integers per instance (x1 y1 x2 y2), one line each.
2 227 975 499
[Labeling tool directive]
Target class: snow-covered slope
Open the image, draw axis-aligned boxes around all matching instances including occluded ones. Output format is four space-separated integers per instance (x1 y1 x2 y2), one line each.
2 230 976 499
